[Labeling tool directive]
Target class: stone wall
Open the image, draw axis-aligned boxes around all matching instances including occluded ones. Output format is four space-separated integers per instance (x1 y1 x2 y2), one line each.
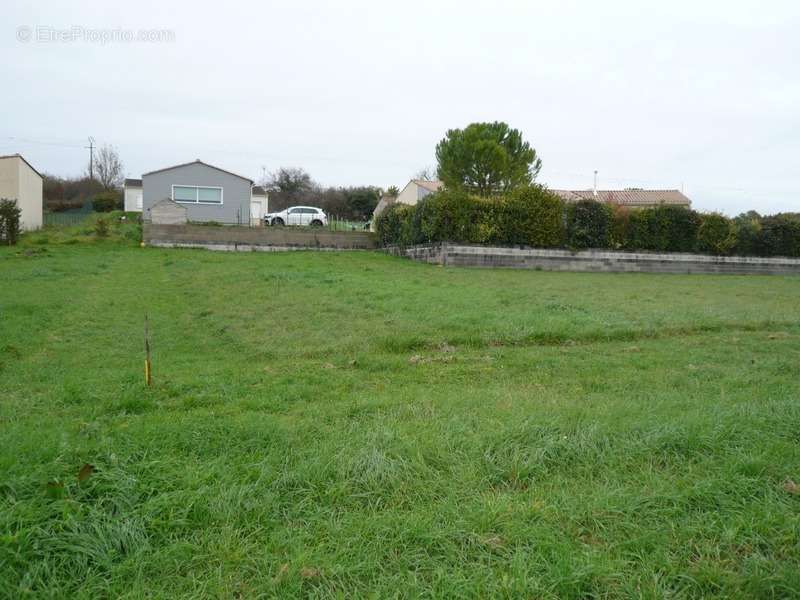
387 243 800 275
144 223 377 251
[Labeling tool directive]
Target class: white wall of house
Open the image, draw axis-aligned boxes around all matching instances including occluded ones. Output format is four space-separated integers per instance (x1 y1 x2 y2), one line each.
395 181 422 206
0 155 43 230
124 185 143 212
395 180 441 207
250 191 268 225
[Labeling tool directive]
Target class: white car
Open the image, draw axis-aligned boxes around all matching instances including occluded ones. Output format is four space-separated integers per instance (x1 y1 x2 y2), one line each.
264 206 328 227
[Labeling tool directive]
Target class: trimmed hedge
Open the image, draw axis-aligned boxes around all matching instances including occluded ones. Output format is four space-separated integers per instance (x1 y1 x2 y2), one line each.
624 204 701 253
494 186 564 247
376 186 566 249
567 199 612 249
697 213 737 255
375 189 800 258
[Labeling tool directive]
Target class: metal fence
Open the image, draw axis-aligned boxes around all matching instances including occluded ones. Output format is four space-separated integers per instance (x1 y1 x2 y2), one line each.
327 215 370 232
43 212 94 227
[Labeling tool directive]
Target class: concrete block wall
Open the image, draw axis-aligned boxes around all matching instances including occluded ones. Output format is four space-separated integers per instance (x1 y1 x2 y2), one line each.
144 223 377 251
388 243 800 276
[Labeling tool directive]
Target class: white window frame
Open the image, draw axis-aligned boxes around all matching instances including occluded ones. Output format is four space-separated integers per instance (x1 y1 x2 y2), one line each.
171 184 224 205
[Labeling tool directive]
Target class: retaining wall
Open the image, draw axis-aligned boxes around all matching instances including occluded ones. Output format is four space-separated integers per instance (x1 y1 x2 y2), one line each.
144 223 377 251
388 243 800 275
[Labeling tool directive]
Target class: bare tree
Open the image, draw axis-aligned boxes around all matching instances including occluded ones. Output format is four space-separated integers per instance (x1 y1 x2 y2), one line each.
413 166 438 181
267 167 317 194
94 144 124 191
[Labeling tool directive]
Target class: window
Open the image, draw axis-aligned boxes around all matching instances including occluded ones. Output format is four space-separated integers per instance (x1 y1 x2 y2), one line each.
172 185 223 204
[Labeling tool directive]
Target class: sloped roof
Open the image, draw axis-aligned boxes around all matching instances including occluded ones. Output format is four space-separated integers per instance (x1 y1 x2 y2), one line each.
0 153 43 179
124 178 142 188
551 189 691 207
142 159 254 183
251 186 268 196
413 180 444 193
151 198 186 209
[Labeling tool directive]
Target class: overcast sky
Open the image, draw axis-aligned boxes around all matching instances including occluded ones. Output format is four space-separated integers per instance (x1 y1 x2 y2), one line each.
3 0 799 214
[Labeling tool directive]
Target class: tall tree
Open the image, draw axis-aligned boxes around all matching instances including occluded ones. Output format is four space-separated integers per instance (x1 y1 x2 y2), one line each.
94 144 124 191
344 187 381 220
435 122 541 196
267 167 316 194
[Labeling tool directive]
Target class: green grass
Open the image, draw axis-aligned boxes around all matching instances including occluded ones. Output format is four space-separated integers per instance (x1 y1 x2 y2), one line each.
2 241 800 598
23 211 142 247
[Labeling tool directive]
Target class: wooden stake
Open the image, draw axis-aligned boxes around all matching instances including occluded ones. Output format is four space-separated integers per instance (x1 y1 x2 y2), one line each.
144 314 152 386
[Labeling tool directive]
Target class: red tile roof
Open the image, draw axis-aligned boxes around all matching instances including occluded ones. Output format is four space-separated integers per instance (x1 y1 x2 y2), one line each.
551 189 691 207
413 180 444 193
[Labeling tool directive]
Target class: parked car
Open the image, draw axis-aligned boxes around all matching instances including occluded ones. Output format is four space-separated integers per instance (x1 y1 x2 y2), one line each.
264 206 328 227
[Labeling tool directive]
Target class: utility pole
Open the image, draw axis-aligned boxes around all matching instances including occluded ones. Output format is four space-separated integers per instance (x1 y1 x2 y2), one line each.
86 136 95 180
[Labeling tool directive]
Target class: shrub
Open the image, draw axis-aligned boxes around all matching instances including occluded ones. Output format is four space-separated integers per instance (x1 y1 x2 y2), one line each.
732 212 761 256
91 191 121 212
608 203 632 249
416 189 484 244
697 213 736 255
94 217 110 238
758 213 800 257
566 200 613 249
494 185 565 247
375 203 426 248
0 199 22 245
626 204 701 252
375 203 407 247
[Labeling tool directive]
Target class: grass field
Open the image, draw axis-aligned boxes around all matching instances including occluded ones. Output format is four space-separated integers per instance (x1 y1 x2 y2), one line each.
2 240 800 598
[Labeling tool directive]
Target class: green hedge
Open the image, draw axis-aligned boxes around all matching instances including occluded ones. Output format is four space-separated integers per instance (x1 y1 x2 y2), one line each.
376 186 566 249
567 199 612 249
91 191 121 213
494 186 565 247
375 190 800 258
624 204 701 252
697 213 737 255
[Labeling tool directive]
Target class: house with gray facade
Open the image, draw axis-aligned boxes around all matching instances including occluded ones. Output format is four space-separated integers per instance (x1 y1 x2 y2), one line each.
141 160 261 225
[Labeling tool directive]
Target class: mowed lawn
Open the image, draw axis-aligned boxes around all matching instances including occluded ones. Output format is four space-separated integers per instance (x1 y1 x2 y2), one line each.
2 243 800 598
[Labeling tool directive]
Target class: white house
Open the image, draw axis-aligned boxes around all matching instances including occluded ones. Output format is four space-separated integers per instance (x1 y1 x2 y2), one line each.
396 179 443 206
250 186 268 225
371 179 443 228
123 178 143 212
0 154 43 231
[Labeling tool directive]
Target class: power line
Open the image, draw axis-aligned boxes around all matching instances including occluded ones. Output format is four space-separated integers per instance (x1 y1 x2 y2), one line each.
2 136 85 149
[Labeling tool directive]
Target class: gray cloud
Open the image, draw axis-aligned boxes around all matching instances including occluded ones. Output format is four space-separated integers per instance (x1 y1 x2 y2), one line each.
3 0 799 214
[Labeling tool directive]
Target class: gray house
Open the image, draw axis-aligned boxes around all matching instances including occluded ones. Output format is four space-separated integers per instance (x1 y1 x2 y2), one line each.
142 160 255 225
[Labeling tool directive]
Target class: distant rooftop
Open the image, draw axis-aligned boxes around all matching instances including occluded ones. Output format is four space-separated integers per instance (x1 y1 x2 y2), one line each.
413 180 444 193
551 188 691 207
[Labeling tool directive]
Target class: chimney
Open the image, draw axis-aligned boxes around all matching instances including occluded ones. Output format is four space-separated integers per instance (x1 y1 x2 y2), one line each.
593 170 598 198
